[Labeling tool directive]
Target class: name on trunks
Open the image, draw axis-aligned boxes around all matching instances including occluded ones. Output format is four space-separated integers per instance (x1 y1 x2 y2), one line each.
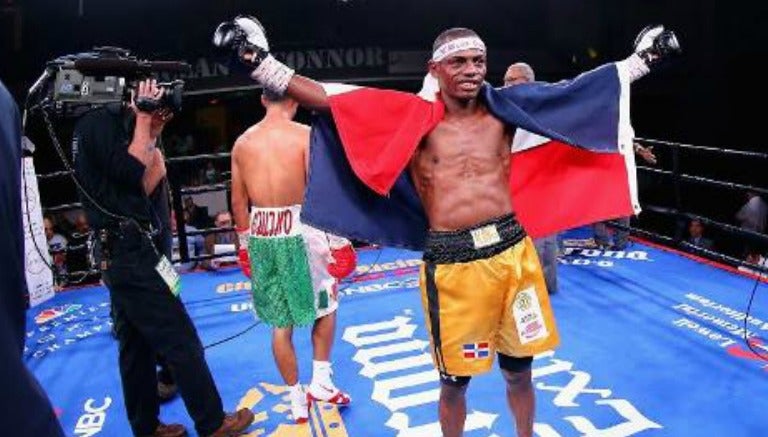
251 210 294 237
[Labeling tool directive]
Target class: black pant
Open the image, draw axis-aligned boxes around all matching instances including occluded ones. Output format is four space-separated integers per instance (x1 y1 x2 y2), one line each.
102 228 224 436
156 354 175 385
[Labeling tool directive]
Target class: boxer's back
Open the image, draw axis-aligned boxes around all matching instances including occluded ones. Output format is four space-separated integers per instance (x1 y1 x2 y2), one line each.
232 119 310 207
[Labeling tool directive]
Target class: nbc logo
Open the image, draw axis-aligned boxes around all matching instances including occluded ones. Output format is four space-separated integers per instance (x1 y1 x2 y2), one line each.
35 304 83 325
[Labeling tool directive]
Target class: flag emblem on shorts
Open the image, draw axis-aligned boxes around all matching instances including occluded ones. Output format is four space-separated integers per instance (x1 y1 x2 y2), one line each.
463 342 490 360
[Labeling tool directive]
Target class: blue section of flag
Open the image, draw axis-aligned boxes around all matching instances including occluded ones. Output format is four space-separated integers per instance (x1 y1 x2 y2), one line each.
487 64 622 153
304 115 429 249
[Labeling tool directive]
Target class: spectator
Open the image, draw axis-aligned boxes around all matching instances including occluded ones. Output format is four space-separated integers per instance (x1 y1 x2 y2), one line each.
44 217 68 284
183 196 211 229
44 216 68 251
171 210 205 272
686 219 714 250
214 142 229 154
204 211 237 269
73 211 91 235
736 191 767 234
179 134 195 155
738 248 767 278
203 161 219 184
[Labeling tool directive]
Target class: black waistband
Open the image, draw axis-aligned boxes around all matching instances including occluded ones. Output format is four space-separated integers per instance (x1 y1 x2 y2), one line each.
423 214 526 264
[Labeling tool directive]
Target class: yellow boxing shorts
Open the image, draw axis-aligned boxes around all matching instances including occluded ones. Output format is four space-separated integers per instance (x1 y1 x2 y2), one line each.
419 214 559 377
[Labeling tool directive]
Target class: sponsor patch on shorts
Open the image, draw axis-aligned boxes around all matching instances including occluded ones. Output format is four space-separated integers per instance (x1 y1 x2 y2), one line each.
513 287 548 344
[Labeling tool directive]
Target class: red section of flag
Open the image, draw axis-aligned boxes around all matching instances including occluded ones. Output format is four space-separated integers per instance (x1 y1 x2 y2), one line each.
510 141 632 238
328 88 443 195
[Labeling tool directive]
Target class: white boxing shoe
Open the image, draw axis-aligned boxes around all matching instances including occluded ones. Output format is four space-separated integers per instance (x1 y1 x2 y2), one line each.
289 385 309 424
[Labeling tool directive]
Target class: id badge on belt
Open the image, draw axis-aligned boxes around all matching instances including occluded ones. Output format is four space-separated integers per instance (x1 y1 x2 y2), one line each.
156 255 181 297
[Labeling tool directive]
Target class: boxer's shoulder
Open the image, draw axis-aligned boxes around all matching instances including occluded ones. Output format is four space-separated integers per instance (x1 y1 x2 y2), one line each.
289 120 311 133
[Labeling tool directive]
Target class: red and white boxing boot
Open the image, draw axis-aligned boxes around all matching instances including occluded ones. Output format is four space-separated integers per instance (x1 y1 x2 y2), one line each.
307 361 351 406
289 384 309 424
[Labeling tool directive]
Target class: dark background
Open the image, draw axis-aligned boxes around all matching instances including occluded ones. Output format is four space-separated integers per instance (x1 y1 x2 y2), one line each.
2 0 766 259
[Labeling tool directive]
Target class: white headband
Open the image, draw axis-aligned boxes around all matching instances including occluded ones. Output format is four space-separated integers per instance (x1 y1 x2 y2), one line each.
431 36 486 62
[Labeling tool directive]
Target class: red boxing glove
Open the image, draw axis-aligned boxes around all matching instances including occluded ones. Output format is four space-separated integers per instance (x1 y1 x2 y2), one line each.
328 244 357 279
238 248 251 278
237 227 252 278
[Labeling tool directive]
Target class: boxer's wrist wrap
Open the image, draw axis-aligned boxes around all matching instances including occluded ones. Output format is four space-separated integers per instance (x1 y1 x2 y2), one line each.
237 227 249 249
326 234 351 250
621 53 650 82
250 54 295 95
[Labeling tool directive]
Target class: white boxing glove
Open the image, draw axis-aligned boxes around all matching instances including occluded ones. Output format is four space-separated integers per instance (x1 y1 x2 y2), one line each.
212 15 294 94
234 15 270 53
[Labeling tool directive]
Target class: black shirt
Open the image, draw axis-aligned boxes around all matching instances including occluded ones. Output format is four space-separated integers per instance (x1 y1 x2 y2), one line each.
151 179 173 258
73 104 171 256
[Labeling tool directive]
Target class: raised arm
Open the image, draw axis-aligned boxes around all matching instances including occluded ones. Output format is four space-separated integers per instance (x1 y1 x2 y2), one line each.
142 148 167 195
285 76 329 111
213 16 330 111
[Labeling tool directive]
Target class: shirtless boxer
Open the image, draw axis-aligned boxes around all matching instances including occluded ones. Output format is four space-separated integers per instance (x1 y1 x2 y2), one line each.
230 91 356 424
216 17 679 437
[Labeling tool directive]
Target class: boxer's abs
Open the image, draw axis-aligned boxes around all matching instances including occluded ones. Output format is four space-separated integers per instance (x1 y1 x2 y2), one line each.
411 117 514 232
419 170 514 231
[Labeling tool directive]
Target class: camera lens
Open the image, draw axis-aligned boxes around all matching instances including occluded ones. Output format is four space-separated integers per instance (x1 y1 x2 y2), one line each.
160 81 183 113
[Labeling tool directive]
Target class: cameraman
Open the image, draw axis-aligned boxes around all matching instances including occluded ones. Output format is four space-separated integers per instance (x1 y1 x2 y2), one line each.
73 79 253 437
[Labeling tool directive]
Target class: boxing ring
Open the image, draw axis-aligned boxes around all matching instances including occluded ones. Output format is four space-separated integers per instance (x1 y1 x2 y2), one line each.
27 133 768 436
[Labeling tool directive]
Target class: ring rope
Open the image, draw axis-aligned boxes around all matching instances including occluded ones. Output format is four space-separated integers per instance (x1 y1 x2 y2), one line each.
165 152 231 163
641 204 768 245
179 181 231 195
605 219 768 274
185 252 236 263
36 169 73 180
638 166 768 197
43 202 83 214
49 241 91 254
182 225 235 238
636 137 768 160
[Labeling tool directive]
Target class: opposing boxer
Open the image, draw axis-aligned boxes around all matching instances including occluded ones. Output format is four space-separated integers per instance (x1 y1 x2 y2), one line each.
230 90 356 424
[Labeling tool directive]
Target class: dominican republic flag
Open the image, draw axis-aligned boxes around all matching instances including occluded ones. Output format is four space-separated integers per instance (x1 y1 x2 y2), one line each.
303 62 639 250
463 342 491 360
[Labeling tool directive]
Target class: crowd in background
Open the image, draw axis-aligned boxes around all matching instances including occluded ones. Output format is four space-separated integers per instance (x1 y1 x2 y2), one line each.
592 189 767 271
42 125 768 289
44 195 238 288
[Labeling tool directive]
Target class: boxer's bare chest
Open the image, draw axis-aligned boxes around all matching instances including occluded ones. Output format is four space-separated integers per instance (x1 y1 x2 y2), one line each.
416 111 511 179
